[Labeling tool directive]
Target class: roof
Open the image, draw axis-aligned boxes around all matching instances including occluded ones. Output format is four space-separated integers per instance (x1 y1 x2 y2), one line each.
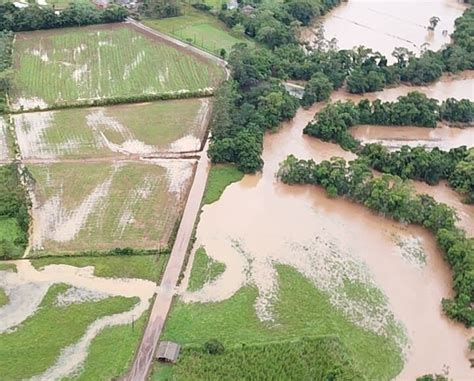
156 341 181 362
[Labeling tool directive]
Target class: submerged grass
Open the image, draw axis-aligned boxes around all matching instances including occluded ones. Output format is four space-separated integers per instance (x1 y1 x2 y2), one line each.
202 164 244 205
0 284 137 380
31 254 168 282
187 247 225 292
161 265 403 380
64 314 148 381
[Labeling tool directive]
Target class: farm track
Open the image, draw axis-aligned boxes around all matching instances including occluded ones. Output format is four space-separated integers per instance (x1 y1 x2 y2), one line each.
123 20 229 381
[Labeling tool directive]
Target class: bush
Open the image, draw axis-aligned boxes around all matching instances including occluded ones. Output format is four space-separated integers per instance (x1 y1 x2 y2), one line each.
203 339 225 355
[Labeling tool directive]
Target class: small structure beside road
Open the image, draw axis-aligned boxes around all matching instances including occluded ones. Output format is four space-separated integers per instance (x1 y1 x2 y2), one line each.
156 341 181 363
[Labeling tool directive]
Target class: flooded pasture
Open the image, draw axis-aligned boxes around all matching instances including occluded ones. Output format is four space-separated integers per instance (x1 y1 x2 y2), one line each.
186 75 474 378
303 0 468 62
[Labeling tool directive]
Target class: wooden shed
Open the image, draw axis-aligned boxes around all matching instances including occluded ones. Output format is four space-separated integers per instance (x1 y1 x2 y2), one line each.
156 341 181 363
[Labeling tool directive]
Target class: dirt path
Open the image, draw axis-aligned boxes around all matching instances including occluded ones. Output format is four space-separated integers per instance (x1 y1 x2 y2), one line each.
124 142 211 381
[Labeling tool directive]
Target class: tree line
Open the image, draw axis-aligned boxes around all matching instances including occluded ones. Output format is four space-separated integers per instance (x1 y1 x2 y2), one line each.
277 155 474 327
209 1 473 172
0 2 128 32
0 31 13 113
302 94 474 201
217 2 473 93
0 164 30 259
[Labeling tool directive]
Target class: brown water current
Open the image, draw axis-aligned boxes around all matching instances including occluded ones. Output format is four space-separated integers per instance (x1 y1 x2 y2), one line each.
190 77 474 378
303 0 468 63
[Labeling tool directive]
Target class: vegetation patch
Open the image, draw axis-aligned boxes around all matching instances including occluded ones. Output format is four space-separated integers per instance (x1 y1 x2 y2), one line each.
0 283 137 380
202 164 244 205
11 24 224 110
14 98 210 159
187 247 225 292
0 286 8 307
28 160 194 255
144 8 254 57
0 262 16 272
154 336 364 380
31 254 168 282
162 265 403 380
0 164 29 259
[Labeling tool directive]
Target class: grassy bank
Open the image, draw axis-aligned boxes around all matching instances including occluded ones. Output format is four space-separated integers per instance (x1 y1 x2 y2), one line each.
187 247 225 292
0 284 137 380
202 164 244 205
31 254 169 282
159 265 403 380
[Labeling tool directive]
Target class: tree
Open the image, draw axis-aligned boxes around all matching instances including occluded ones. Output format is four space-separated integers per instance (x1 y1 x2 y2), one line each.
428 16 441 31
203 339 225 355
301 72 333 107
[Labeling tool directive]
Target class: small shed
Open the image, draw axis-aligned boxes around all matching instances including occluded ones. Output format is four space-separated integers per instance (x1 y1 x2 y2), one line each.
156 341 181 363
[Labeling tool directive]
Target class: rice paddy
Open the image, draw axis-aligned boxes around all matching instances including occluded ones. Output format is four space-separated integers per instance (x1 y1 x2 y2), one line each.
14 98 211 160
28 160 195 255
11 23 225 110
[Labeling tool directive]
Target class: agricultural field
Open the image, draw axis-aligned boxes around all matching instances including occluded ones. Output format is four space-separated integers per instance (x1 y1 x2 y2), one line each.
11 23 225 110
144 8 255 56
14 98 211 160
156 262 403 380
27 160 195 256
0 258 157 380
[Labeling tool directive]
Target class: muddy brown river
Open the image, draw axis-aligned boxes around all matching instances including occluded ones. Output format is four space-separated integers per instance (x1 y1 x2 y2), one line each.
190 73 474 378
303 0 468 62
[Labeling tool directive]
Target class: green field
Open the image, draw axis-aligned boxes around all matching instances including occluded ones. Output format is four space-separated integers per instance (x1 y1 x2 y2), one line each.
31 254 169 282
14 98 211 159
64 314 148 381
144 8 255 56
28 160 195 255
11 24 224 110
153 336 364 381
159 263 403 380
0 284 137 380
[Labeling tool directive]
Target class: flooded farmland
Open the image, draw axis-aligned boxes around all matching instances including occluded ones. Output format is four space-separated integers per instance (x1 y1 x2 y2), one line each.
189 72 474 377
303 0 468 62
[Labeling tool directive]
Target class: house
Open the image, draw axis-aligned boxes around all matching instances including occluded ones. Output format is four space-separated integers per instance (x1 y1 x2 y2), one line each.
156 341 181 363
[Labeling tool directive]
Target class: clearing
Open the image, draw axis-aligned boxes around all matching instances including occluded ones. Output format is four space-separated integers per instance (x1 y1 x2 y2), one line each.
11 23 225 110
27 160 195 256
14 98 211 160
144 8 255 56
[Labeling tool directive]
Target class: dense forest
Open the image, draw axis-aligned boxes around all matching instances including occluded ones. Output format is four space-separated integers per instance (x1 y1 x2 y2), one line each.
0 31 13 113
209 2 474 172
0 2 128 32
277 155 474 327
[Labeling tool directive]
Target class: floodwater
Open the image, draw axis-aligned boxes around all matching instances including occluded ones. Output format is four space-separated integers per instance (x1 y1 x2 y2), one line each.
350 123 473 151
303 0 468 62
188 77 474 378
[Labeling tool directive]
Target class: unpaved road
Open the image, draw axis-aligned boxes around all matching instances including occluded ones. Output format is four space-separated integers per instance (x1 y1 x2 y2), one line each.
124 142 210 381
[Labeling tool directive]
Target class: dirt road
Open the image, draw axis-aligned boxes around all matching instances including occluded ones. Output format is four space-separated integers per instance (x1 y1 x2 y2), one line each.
124 142 210 381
